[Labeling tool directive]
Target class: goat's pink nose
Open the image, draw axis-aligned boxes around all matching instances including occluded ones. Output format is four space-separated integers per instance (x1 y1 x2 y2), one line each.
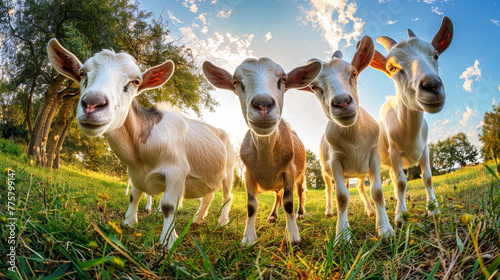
332 95 351 109
81 93 108 115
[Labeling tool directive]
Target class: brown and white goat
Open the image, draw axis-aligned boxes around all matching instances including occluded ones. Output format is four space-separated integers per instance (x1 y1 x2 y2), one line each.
203 58 321 245
369 17 453 225
47 39 235 248
301 36 394 241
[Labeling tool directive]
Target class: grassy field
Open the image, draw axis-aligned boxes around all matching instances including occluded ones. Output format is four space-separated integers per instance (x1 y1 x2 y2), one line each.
0 140 499 279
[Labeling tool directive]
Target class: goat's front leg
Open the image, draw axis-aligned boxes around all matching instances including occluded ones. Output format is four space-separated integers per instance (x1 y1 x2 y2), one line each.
124 186 143 227
145 195 152 213
159 169 186 249
296 177 306 220
356 177 375 217
389 147 407 226
419 145 439 217
193 193 215 225
267 190 282 223
369 151 394 239
331 159 350 241
283 172 300 246
242 172 259 246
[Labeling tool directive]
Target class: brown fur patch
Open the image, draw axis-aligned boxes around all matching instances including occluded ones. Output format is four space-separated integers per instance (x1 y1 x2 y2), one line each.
337 193 348 212
161 204 174 218
131 99 163 144
373 189 384 206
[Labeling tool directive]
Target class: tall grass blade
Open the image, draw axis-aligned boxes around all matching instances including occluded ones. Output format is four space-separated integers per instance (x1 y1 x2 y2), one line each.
193 236 219 280
159 217 194 276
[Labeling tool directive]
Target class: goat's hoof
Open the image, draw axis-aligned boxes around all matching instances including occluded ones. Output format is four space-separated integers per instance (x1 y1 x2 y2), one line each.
366 209 376 218
241 236 257 247
325 213 333 218
217 218 229 227
123 219 137 228
296 214 305 220
267 215 278 223
379 227 395 239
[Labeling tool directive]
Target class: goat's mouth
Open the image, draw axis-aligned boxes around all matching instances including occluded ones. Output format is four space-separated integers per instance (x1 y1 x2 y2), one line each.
249 120 277 129
332 112 357 126
78 120 111 130
418 100 445 112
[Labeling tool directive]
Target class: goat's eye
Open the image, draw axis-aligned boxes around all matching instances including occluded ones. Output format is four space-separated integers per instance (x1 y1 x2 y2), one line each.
79 70 85 78
280 76 287 83
232 79 239 87
433 53 439 60
351 71 358 78
310 84 317 91
133 79 141 86
388 65 397 73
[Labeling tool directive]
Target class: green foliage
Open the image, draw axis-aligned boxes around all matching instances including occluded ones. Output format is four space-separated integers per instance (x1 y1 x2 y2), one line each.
479 103 500 166
0 138 22 157
429 132 478 173
306 149 325 189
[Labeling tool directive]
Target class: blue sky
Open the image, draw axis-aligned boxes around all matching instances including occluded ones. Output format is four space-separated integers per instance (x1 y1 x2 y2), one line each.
139 0 500 154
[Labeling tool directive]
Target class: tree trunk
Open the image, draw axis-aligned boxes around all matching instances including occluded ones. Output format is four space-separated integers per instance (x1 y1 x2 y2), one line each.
26 74 37 138
46 94 78 169
52 111 75 170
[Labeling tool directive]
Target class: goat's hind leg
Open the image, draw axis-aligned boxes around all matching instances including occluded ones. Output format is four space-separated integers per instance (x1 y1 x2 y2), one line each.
218 174 234 227
193 193 215 225
296 177 306 220
124 186 143 227
267 190 282 223
419 145 439 217
356 177 375 217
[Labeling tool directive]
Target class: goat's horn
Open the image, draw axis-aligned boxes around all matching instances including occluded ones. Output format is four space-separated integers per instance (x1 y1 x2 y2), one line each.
307 58 321 64
377 36 397 52
332 51 343 59
407 29 417 38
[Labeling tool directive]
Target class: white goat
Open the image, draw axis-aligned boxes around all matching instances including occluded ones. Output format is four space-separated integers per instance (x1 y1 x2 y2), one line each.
369 17 453 225
47 39 235 248
301 36 394 241
203 58 321 246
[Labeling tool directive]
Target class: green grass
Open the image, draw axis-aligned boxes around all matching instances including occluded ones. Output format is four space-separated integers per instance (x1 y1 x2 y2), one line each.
0 140 499 279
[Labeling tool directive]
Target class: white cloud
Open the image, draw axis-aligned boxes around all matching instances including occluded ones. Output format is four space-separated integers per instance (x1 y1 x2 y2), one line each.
216 10 232 19
498 85 500 92
459 60 481 92
211 0 217 3
386 20 397 25
179 27 255 70
431 6 444 15
168 10 183 25
192 22 199 28
491 19 500 26
264 32 272 43
411 18 420 21
476 121 484 129
423 0 436 3
460 107 476 126
493 97 496 105
189 4 198 13
201 26 208 34
197 13 207 25
302 0 364 51
378 0 389 3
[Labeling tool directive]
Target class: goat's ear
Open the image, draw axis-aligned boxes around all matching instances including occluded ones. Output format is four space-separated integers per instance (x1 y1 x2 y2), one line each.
202 61 235 91
351 36 375 74
285 61 322 90
370 50 391 77
139 60 175 93
432 16 453 54
47 39 83 82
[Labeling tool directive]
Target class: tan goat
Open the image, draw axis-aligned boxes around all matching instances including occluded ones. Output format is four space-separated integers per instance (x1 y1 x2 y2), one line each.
203 58 322 245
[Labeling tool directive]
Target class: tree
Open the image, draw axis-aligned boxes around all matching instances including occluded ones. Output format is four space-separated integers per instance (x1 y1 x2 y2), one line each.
479 103 500 173
1 0 216 170
452 132 478 168
306 149 325 189
429 132 478 173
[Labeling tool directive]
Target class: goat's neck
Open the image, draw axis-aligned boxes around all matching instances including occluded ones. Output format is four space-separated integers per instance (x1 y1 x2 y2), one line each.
395 90 425 137
250 126 280 160
104 101 143 167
